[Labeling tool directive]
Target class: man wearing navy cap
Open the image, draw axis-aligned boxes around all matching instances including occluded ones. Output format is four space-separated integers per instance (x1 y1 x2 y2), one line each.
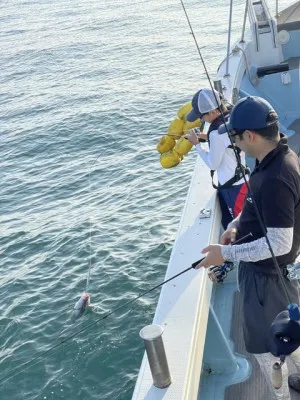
196 96 300 398
186 88 248 229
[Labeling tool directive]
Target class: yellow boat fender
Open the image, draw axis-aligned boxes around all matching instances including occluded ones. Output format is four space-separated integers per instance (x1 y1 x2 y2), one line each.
177 102 192 120
174 137 193 156
160 150 181 169
167 118 185 138
157 135 176 154
158 102 201 168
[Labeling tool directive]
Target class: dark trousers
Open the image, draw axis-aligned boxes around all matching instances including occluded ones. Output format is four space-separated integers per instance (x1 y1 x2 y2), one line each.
238 261 300 354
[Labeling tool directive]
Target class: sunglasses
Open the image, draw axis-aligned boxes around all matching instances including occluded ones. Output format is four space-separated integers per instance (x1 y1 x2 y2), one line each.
228 129 247 142
229 129 246 137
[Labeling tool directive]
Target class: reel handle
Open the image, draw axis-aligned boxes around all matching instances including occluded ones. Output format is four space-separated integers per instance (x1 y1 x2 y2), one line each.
271 361 283 389
288 303 300 321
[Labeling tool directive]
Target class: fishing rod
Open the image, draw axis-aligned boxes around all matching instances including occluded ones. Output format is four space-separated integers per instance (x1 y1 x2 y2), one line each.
165 133 184 139
166 131 206 141
179 0 293 307
0 232 252 385
0 262 202 385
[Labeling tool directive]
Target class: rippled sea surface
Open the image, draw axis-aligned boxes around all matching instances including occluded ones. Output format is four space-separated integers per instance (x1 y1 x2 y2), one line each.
0 0 286 399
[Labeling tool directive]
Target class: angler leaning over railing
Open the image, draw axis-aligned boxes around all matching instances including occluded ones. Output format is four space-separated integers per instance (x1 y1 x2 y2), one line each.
185 88 248 230
195 97 300 399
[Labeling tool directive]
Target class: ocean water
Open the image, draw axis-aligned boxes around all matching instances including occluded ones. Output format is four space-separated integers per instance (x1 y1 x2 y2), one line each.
0 0 283 399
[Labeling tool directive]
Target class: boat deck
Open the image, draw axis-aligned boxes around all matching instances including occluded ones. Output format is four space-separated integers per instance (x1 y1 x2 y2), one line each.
225 290 300 400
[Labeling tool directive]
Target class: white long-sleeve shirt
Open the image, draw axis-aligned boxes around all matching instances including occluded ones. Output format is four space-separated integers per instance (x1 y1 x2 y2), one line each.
195 128 245 186
221 227 293 262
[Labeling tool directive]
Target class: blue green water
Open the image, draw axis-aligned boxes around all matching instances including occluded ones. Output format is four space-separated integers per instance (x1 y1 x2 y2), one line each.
0 0 282 398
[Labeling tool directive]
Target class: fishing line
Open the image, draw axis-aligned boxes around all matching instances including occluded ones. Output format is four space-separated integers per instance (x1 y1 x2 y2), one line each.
84 151 109 292
85 167 94 293
179 0 293 305
83 152 145 293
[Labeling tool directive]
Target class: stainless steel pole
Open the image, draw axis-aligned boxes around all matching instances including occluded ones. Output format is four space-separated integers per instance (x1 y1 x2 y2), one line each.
241 0 249 43
139 324 171 388
225 0 234 76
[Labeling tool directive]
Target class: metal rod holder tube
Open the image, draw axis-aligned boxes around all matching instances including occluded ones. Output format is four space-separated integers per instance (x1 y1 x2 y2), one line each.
213 80 223 96
241 0 248 43
225 0 234 76
139 324 171 388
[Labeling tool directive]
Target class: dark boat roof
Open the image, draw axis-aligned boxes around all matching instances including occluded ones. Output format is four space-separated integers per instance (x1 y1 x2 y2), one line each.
277 1 300 31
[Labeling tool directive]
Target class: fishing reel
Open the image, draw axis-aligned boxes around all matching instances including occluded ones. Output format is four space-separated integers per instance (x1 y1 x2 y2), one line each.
208 261 234 283
269 304 300 389
270 304 300 357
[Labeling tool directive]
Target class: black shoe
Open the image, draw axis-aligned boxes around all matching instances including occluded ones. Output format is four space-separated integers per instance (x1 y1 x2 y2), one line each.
288 373 300 392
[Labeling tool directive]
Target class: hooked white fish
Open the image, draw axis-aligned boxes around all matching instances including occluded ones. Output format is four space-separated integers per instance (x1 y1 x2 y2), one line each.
71 293 90 322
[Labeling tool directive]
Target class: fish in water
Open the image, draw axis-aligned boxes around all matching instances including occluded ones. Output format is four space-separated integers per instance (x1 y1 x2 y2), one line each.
71 293 90 322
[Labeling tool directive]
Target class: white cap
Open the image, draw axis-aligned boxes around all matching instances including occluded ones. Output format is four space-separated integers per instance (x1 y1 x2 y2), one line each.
187 88 221 122
198 88 221 114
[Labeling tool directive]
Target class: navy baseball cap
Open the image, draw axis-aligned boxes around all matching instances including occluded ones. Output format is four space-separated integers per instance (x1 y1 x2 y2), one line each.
218 96 278 134
186 88 221 122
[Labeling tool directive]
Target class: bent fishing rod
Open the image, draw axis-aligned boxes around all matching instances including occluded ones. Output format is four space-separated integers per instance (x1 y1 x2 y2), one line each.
0 233 251 385
0 263 203 385
179 0 293 306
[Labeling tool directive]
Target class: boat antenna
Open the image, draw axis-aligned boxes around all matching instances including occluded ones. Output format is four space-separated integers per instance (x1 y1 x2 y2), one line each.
179 0 293 306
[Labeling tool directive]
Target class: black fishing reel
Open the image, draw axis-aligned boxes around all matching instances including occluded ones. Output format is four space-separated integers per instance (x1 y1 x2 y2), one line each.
269 304 300 389
208 261 234 283
270 304 300 357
